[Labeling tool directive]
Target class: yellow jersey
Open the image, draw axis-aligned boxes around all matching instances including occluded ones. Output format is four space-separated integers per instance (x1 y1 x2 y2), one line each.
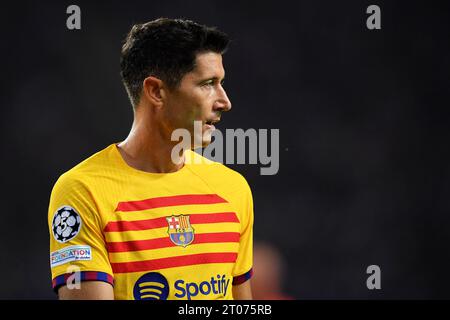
48 144 253 300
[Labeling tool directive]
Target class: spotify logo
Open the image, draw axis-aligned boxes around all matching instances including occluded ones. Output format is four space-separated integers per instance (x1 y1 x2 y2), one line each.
133 272 169 300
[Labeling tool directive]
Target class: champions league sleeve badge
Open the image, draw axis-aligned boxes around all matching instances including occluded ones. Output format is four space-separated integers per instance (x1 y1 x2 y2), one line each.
52 205 82 243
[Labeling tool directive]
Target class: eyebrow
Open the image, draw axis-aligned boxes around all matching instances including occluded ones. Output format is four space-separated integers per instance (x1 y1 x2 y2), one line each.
198 76 225 84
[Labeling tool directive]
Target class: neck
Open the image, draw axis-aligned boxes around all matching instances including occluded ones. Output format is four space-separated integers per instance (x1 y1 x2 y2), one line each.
117 105 185 174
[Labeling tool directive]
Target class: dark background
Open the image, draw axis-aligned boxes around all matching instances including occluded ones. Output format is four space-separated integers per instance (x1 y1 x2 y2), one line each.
1 0 450 299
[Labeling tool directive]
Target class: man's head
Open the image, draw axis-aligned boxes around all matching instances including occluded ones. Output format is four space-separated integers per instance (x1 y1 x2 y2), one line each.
120 18 232 147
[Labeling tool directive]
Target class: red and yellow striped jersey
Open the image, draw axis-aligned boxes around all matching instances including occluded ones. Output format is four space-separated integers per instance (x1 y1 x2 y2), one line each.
48 144 253 300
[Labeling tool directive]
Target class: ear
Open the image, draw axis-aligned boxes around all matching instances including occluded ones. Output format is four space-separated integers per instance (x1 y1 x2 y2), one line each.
142 76 164 107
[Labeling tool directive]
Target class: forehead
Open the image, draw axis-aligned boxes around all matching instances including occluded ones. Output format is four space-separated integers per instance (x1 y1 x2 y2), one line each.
189 52 225 79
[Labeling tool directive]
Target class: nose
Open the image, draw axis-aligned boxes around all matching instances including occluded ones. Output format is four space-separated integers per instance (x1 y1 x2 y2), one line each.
214 85 232 112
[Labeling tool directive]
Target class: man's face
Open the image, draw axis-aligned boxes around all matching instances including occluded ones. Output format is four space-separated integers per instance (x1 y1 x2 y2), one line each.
163 51 232 148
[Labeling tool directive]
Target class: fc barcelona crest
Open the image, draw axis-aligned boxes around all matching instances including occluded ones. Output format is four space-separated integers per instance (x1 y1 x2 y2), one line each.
166 215 195 247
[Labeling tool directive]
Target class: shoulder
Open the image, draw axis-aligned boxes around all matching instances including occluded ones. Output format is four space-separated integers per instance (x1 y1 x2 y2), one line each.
51 144 116 192
213 162 251 193
186 150 252 195
49 145 117 223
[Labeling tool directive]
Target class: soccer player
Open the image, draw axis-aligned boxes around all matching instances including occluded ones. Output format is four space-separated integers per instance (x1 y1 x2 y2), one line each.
48 18 254 300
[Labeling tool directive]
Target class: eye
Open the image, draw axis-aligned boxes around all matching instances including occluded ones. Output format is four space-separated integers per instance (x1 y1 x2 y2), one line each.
201 80 215 87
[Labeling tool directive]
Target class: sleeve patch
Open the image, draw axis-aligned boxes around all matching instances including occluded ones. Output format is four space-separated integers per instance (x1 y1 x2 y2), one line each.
233 268 253 285
52 271 114 293
51 205 82 243
50 245 92 268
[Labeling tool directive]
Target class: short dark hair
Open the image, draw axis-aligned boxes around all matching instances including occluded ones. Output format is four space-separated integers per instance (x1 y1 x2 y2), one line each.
120 18 230 107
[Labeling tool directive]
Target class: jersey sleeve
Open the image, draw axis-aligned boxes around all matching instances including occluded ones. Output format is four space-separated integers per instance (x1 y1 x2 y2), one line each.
48 174 113 293
232 178 254 285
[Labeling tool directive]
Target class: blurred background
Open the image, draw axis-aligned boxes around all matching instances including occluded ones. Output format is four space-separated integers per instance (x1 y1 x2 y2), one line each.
1 0 450 299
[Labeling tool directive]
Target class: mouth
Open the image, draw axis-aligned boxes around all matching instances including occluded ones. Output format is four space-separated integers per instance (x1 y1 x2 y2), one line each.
204 119 220 129
204 118 220 126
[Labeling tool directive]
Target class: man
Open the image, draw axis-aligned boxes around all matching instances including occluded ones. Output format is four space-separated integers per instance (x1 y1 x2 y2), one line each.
48 18 254 300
